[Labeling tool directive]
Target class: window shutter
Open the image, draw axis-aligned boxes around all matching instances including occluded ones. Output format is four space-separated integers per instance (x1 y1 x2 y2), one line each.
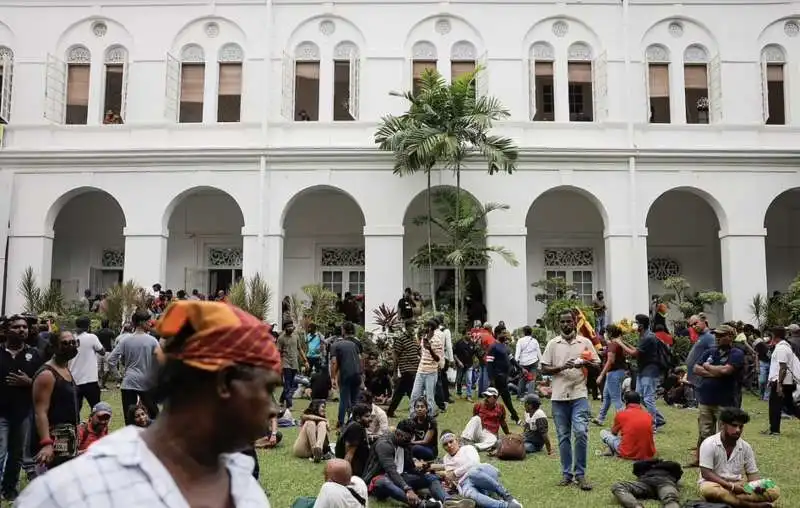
0 56 13 123
120 60 129 122
44 53 67 124
348 52 360 120
528 58 536 121
164 52 181 121
644 61 651 122
218 63 242 95
281 51 295 120
760 59 769 123
592 51 608 122
476 51 488 97
708 54 723 123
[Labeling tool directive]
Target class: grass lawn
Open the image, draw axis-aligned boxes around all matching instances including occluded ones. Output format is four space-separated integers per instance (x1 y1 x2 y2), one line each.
21 391 799 507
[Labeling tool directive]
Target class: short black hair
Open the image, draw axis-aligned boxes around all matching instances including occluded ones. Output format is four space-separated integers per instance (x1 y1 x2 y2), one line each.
75 316 90 330
605 324 622 338
624 391 641 405
396 419 416 434
720 407 750 426
522 325 532 336
351 403 372 420
342 321 356 335
101 319 110 328
132 310 150 327
635 314 650 329
358 390 374 404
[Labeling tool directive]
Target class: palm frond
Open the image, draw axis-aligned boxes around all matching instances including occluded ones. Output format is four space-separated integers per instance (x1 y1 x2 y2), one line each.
19 267 42 314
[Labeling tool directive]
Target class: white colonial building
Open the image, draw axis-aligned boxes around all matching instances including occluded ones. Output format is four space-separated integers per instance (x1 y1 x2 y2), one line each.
0 0 798 329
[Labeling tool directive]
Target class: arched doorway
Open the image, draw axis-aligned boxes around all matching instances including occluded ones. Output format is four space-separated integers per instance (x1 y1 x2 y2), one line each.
645 189 723 321
526 187 606 323
51 190 126 301
765 187 800 292
165 188 244 295
403 186 487 318
282 186 366 317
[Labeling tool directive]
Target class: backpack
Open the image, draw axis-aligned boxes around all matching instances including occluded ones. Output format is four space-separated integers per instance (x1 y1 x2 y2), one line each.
654 339 675 371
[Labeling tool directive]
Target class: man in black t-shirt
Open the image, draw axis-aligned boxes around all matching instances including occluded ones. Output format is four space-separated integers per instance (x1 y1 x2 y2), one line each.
398 288 415 321
335 403 372 477
96 320 117 389
330 322 364 428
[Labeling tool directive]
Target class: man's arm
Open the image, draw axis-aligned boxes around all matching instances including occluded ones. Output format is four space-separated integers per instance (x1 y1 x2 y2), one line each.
375 441 410 491
92 336 105 356
330 358 340 387
500 408 510 435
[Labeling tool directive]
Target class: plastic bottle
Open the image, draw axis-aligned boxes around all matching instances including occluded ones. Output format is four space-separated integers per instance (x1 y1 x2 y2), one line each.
743 478 775 494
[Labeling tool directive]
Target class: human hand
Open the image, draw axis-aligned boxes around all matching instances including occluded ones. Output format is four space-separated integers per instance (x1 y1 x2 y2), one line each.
268 434 277 446
547 449 555 457
6 371 32 386
775 388 784 399
596 374 604 385
731 483 745 495
36 444 54 465
562 359 576 371
406 490 420 505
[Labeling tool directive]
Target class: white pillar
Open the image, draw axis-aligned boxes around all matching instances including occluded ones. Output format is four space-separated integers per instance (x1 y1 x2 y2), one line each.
604 229 649 321
671 62 687 124
123 228 167 288
364 226 404 315
5 234 54 313
241 229 264 280
486 226 528 330
719 230 767 323
264 231 284 323
554 57 570 122
318 56 333 122
203 61 219 123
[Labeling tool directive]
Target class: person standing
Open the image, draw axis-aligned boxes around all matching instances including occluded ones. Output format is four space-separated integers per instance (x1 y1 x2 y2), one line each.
277 320 308 411
330 322 364 429
387 320 421 418
408 320 444 418
305 323 324 375
592 291 607 334
540 310 599 491
763 331 800 435
454 334 480 401
69 317 105 413
514 325 541 399
436 315 454 406
108 310 162 425
398 288 415 321
95 320 117 390
486 332 520 423
593 324 628 426
685 315 716 403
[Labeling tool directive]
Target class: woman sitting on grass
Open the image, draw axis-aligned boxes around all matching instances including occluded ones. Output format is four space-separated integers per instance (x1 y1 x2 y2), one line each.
409 397 439 460
293 399 331 463
127 404 152 428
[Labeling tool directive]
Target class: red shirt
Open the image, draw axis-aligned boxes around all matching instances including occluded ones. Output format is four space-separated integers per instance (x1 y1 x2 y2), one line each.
478 331 496 364
611 404 656 460
77 421 109 452
473 402 505 435
655 331 674 347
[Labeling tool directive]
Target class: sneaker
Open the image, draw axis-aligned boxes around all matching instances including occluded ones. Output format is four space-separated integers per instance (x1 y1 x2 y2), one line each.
507 499 523 508
423 500 443 508
557 477 573 487
760 429 780 436
576 477 592 491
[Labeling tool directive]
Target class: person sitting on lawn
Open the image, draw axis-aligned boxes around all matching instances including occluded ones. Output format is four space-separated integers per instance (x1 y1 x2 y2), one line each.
610 458 682 508
698 407 780 508
410 397 439 460
522 394 552 455
360 390 389 441
294 399 331 463
461 388 510 452
431 431 523 508
127 404 152 428
600 391 657 460
76 402 113 454
335 403 372 477
362 419 450 508
254 412 283 449
313 459 369 508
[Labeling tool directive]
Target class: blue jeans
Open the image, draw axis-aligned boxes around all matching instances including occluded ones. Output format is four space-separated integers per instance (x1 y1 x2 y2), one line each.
478 365 490 395
0 414 28 494
337 374 362 426
460 464 512 508
411 444 436 460
517 364 538 399
551 398 590 480
409 371 438 417
637 375 666 428
280 368 297 409
524 440 543 453
596 369 626 423
372 473 447 503
600 429 621 455
457 366 474 398
596 315 607 333
759 360 771 400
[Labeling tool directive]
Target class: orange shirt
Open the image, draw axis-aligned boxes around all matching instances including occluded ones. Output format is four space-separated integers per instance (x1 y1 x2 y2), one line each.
611 404 656 460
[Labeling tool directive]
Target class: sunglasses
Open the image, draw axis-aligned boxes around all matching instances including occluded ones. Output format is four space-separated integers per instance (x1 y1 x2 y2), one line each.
96 413 111 421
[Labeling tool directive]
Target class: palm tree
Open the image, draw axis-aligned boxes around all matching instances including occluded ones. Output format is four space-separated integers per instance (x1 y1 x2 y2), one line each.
228 273 273 321
375 67 518 331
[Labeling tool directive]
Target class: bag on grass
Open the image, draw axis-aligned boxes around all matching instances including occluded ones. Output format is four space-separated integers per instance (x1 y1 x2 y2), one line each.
291 497 316 508
494 433 525 460
681 501 732 508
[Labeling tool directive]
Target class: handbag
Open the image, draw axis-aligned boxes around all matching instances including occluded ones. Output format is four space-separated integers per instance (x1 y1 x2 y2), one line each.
494 433 525 460
51 423 77 459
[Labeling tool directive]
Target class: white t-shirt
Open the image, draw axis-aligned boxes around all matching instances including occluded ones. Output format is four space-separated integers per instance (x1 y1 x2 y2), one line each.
313 477 369 508
515 336 541 366
69 332 105 385
698 433 757 485
442 444 480 481
768 340 799 385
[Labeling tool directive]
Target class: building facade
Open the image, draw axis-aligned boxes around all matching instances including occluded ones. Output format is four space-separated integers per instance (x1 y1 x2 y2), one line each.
0 0 798 328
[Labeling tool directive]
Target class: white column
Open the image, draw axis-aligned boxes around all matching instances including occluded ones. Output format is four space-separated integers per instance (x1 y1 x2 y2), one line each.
88 56 105 125
364 226 404 315
485 226 528 330
203 61 219 123
241 227 264 280
123 228 167 288
719 230 767 323
554 57 570 122
264 231 284 323
671 63 687 124
604 229 649 321
5 234 54 313
318 58 333 122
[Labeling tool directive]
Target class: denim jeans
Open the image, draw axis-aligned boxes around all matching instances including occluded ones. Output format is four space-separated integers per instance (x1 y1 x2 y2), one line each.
637 375 666 428
409 371 438 417
597 369 626 423
551 397 590 480
596 315 607 333
759 360 771 400
337 374 362 426
372 472 447 503
411 444 436 460
280 368 298 409
460 464 511 508
517 364 537 399
0 414 28 495
524 440 543 453
478 365 490 395
457 366 474 398
600 429 621 455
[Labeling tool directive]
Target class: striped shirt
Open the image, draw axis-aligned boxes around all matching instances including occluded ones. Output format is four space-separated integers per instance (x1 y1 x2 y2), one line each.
418 331 444 374
393 332 421 374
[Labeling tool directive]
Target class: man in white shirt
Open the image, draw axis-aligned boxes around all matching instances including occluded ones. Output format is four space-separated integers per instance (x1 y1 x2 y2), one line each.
764 332 800 435
514 326 542 399
314 459 368 508
70 317 106 413
437 316 455 406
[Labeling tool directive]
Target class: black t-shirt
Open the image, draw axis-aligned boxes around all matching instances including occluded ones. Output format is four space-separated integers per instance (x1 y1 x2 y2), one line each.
411 416 438 455
754 341 770 363
96 328 116 352
330 337 363 381
487 342 512 378
335 421 369 477
0 346 43 418
398 297 414 320
454 340 476 366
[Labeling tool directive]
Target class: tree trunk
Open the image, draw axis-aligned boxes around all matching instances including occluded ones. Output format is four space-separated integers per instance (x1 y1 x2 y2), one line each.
454 165 461 334
427 170 436 313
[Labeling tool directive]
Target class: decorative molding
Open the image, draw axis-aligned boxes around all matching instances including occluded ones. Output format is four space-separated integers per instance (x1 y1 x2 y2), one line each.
668 21 684 38
218 43 244 62
105 45 127 64
180 44 205 62
568 42 592 61
646 44 670 63
101 249 124 268
762 45 786 63
0 46 14 61
684 44 709 63
531 42 554 61
435 18 451 35
92 21 107 38
412 41 437 60
544 248 594 267
295 41 320 61
321 247 365 267
450 40 476 61
67 45 91 64
319 19 336 36
208 247 242 267
204 22 220 38
784 20 799 37
552 20 569 37
647 257 681 280
334 41 358 60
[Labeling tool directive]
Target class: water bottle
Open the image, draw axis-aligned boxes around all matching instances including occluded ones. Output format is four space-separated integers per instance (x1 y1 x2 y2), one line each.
743 478 775 494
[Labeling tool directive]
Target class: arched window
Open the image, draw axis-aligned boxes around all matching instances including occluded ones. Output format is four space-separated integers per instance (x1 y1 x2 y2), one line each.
217 43 243 122
177 44 205 123
450 40 476 81
411 41 437 95
567 42 593 122
333 41 359 121
0 46 14 124
646 44 670 123
103 45 128 124
683 44 711 124
65 45 91 125
529 42 554 121
761 44 786 125
288 41 320 121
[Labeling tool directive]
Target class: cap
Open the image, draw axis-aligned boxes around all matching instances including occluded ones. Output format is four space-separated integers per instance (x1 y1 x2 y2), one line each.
712 324 736 336
482 387 499 398
523 394 541 406
92 401 113 415
786 324 800 333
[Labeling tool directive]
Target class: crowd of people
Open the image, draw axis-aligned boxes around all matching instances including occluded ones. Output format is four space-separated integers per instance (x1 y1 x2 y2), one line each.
0 284 798 508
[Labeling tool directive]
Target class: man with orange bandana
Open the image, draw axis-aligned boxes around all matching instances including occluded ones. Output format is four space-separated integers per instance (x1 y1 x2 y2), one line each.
17 300 282 508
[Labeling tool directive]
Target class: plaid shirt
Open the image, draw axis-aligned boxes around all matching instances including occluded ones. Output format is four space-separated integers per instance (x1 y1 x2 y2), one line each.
15 427 270 508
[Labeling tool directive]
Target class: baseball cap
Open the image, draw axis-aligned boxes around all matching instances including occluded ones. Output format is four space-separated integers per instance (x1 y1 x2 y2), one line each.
91 401 113 415
712 324 736 336
786 324 800 333
482 387 499 398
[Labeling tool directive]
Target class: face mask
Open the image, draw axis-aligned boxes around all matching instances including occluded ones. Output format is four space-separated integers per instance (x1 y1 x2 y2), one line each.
6 335 24 348
56 347 79 361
